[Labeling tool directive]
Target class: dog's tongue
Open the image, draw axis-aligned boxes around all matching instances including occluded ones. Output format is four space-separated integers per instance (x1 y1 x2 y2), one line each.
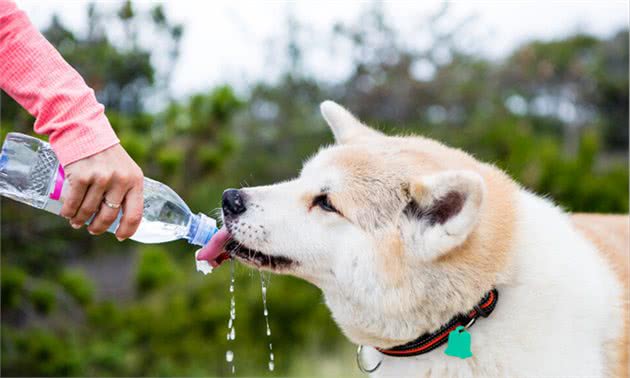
196 226 231 267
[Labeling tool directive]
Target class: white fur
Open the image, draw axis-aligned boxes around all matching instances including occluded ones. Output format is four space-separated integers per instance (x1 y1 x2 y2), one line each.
362 190 623 377
224 102 624 377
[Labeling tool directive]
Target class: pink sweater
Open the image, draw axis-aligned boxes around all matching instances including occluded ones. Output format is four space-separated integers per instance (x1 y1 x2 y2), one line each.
0 0 119 166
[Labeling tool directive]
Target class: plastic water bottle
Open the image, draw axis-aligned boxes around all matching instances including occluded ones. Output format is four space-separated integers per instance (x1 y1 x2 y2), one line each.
0 132 218 246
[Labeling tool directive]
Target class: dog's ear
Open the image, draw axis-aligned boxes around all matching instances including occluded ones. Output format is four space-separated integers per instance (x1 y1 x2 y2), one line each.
400 170 485 261
320 101 381 144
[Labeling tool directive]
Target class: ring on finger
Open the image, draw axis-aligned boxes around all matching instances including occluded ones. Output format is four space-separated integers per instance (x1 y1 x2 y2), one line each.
103 198 122 209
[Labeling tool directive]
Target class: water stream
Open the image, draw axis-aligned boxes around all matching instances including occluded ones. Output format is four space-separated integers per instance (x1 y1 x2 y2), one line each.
225 260 236 374
223 262 276 374
260 272 275 371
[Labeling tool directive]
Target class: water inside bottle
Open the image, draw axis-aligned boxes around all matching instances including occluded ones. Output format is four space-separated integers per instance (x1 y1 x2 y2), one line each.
126 179 192 243
89 178 194 243
44 195 190 243
39 175 193 243
129 220 188 243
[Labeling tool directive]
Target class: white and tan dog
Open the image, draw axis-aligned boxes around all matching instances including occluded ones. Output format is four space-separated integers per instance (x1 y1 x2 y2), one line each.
200 101 629 377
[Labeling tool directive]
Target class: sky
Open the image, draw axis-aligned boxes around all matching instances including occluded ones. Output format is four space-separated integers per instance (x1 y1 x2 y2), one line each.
16 1 630 100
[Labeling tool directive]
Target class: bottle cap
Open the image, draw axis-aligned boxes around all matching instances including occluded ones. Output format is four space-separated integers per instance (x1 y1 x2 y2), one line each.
189 213 219 246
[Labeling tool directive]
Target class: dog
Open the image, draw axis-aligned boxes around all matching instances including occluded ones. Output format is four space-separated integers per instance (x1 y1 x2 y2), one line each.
199 101 629 377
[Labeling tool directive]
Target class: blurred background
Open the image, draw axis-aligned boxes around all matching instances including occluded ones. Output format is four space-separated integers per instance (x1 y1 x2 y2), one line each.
1 1 628 376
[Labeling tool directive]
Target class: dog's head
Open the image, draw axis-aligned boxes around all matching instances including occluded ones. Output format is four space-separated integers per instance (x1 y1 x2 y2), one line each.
219 101 516 347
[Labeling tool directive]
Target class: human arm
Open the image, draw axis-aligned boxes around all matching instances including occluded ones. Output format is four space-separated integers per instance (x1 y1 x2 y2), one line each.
0 0 143 238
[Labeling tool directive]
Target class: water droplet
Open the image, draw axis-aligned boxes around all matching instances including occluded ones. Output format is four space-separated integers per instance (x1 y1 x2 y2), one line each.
262 286 267 296
263 309 268 316
226 260 237 374
268 361 275 371
266 326 271 336
270 352 274 361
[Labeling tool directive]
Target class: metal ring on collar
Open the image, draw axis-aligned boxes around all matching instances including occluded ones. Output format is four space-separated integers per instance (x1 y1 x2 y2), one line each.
356 345 383 374
464 316 477 329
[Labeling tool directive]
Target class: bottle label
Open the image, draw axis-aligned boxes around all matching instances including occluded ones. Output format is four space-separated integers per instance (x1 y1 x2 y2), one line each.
49 165 65 200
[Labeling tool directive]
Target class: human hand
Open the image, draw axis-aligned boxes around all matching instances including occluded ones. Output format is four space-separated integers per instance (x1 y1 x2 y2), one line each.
60 144 144 240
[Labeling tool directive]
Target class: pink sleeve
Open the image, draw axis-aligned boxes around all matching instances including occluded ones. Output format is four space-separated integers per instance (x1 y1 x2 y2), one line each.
0 0 120 166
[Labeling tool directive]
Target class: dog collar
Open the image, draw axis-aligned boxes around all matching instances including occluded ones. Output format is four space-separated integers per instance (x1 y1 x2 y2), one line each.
377 288 499 357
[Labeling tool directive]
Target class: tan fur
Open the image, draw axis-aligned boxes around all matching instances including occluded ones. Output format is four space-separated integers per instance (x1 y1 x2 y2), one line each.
437 161 516 274
572 214 630 378
332 134 518 333
300 192 314 208
376 229 406 287
334 132 626 371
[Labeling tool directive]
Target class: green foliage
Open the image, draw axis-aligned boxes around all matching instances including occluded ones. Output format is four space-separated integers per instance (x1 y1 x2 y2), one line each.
1 328 83 376
136 246 179 294
207 85 243 123
1 267 26 309
29 283 57 315
156 145 184 176
59 269 94 306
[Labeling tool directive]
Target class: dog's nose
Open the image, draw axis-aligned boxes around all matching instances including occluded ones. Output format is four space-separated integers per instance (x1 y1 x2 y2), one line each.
222 189 247 216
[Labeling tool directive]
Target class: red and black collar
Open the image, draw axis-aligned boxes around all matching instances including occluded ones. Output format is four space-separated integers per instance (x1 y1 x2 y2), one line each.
377 289 499 357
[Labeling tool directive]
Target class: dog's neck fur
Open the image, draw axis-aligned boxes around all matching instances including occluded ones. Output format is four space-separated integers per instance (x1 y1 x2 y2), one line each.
320 162 518 349
325 190 623 377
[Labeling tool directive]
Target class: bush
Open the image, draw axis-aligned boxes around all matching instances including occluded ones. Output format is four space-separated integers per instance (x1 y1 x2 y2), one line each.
1 267 26 309
29 283 57 315
135 246 179 294
1 328 82 376
59 269 94 306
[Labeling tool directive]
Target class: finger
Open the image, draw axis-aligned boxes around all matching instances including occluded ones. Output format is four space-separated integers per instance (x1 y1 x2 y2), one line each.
115 182 144 240
60 177 89 220
70 182 107 229
87 185 127 235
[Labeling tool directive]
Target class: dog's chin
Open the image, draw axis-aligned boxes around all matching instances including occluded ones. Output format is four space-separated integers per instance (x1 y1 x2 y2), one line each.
224 240 295 271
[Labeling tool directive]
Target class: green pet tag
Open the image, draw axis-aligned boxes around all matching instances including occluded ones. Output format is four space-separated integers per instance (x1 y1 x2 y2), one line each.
444 326 473 359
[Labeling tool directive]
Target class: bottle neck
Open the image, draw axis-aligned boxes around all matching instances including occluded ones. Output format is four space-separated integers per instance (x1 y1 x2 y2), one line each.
187 213 219 246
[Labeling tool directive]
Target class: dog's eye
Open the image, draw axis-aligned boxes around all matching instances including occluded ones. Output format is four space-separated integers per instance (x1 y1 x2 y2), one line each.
313 194 337 213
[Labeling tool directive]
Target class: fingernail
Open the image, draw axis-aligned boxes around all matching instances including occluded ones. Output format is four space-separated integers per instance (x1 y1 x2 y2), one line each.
116 236 124 242
71 223 81 229
88 230 96 235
